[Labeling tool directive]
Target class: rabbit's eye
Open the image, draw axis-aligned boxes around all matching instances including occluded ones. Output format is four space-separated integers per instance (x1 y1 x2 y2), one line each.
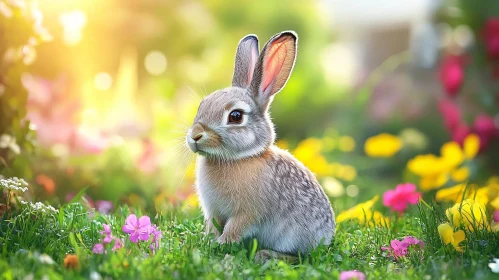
228 110 243 124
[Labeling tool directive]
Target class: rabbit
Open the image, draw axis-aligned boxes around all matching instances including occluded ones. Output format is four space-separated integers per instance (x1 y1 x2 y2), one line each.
186 31 335 261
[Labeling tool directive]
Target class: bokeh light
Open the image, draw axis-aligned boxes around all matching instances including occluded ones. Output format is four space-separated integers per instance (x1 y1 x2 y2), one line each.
144 51 168 76
94 72 112 91
346 185 359 197
59 10 87 46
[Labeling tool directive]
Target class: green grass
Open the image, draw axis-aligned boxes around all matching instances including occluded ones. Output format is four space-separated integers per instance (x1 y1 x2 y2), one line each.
1 197 498 280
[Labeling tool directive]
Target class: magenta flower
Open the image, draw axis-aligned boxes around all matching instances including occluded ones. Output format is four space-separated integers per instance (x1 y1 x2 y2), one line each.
383 183 421 214
494 210 499 223
122 214 152 243
96 200 113 214
150 225 162 252
339 270 366 280
112 238 123 251
92 243 105 254
101 224 113 244
483 18 499 58
438 99 461 133
381 236 424 259
439 55 464 97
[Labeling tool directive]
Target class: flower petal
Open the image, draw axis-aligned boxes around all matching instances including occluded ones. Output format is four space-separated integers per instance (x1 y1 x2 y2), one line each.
125 214 138 227
122 224 136 234
438 223 454 245
129 232 139 243
138 216 151 228
463 134 479 159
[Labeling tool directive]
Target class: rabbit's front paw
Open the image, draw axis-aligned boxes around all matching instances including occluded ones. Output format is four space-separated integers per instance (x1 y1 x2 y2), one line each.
217 232 241 244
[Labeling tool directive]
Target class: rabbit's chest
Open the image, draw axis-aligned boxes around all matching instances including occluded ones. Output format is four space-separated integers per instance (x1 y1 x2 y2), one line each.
195 156 268 217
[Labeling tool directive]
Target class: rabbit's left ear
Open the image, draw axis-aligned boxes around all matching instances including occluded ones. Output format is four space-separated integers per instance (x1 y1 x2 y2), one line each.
232 35 259 88
250 31 297 112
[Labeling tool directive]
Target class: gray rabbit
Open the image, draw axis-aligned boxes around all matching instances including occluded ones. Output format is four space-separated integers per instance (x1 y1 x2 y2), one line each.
186 31 335 261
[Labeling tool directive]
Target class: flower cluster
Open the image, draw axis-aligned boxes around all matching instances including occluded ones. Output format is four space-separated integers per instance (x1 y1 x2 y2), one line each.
122 214 162 252
437 18 499 151
20 201 58 214
92 224 123 254
381 236 424 259
291 138 357 181
407 134 478 191
0 177 28 192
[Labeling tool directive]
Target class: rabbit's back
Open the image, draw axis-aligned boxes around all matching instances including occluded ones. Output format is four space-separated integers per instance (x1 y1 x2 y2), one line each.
196 146 335 254
257 147 335 254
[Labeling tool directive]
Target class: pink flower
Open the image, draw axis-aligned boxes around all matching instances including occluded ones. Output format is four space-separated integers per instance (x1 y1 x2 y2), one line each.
473 114 498 151
122 214 152 243
383 183 421 214
95 200 113 214
149 225 162 253
439 55 464 97
494 210 499 223
101 224 113 244
438 99 461 133
381 236 424 259
92 243 105 254
483 18 499 58
112 238 123 251
339 270 366 280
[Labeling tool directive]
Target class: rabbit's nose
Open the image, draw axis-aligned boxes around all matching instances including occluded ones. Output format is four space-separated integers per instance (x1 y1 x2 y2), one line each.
192 133 203 142
190 123 205 142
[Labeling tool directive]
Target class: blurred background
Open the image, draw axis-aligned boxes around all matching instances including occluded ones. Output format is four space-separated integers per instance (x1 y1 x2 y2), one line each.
1 0 498 213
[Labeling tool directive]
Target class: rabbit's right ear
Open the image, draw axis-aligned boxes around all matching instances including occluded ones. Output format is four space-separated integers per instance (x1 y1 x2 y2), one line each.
249 31 297 112
232 35 259 88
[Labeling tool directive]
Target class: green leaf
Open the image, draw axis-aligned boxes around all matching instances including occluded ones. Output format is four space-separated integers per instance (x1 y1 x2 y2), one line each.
67 187 89 205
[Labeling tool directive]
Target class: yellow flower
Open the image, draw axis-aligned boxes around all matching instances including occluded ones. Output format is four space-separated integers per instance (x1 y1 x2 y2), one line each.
451 167 469 182
407 154 449 178
446 199 489 231
440 142 464 170
491 196 499 210
294 138 330 177
364 133 402 158
183 193 199 209
336 195 389 227
438 223 466 252
463 134 479 160
275 139 289 150
419 173 448 192
336 195 378 223
436 184 467 203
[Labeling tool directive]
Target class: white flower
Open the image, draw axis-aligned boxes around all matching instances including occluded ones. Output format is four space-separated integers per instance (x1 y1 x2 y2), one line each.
20 201 58 214
39 254 55 265
489 258 499 273
89 271 102 280
0 177 28 192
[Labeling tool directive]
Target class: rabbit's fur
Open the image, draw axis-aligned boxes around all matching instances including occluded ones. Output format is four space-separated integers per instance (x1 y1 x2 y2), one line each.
186 31 335 255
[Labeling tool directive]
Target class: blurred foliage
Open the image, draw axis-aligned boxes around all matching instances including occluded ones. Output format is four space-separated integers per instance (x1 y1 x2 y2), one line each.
0 0 50 178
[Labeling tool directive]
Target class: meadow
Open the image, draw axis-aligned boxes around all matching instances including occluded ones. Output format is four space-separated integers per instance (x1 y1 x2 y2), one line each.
1 0 499 279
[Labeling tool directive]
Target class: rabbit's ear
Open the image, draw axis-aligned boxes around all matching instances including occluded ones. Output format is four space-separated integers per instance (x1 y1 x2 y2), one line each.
250 31 297 111
232 35 259 88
